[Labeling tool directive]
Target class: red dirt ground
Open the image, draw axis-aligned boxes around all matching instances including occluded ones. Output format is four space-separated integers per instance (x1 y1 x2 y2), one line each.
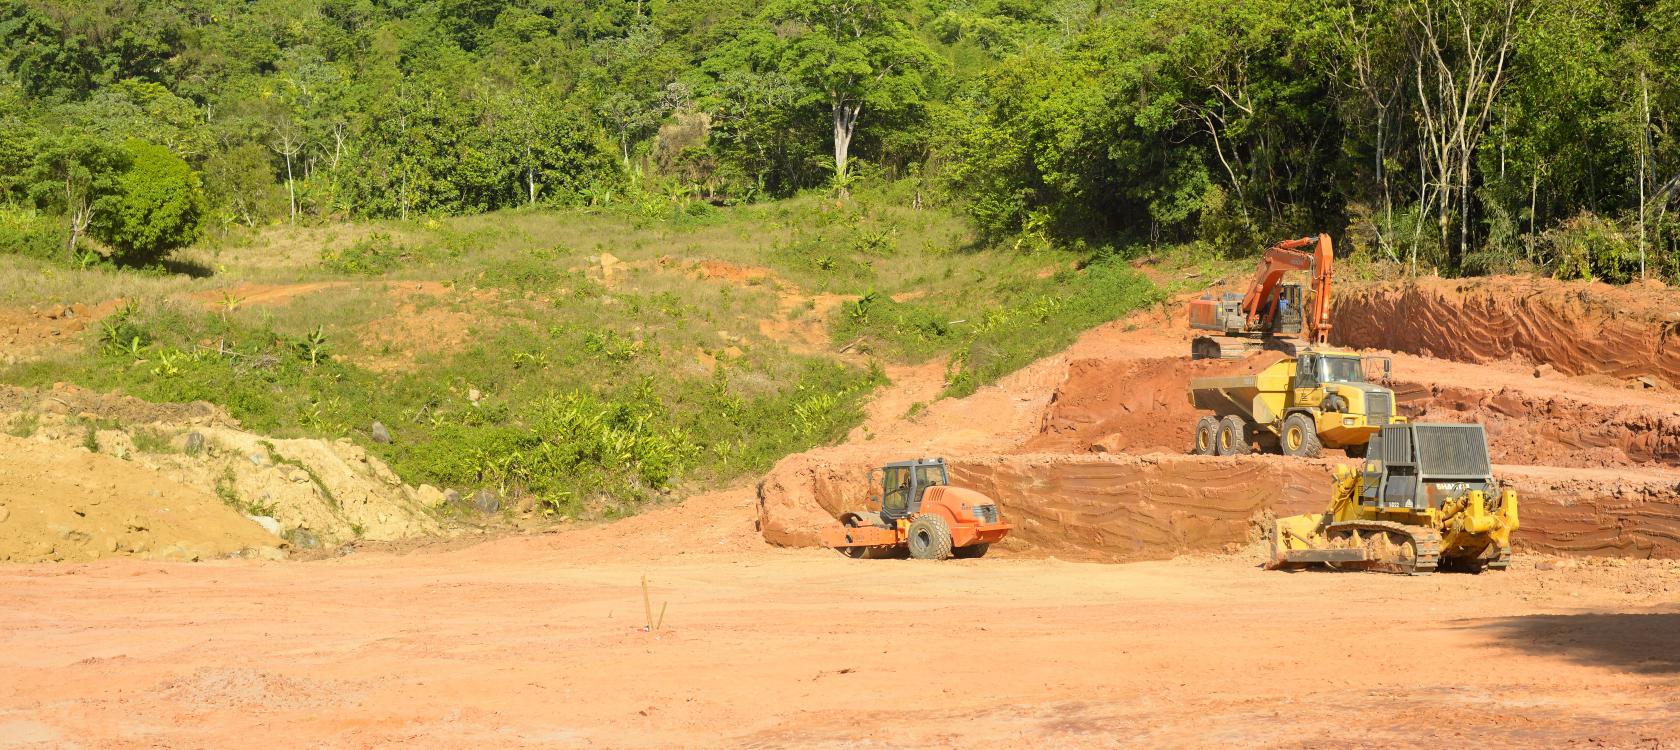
3 498 1678 748
5 273 1680 747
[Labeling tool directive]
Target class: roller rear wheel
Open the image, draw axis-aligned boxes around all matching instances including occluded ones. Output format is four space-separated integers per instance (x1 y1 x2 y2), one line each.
906 515 953 560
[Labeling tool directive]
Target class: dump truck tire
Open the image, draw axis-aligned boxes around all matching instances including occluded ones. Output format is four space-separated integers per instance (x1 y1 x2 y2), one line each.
906 515 953 560
1193 416 1219 455
1216 415 1250 456
952 543 989 559
1281 412 1322 458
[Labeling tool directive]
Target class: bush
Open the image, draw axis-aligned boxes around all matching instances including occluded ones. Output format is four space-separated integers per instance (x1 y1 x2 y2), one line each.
831 255 1160 397
0 206 67 259
1540 212 1639 283
92 140 207 265
320 232 409 275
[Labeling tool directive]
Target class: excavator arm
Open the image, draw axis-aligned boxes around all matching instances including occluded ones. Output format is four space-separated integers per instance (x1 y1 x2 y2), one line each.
1236 233 1335 345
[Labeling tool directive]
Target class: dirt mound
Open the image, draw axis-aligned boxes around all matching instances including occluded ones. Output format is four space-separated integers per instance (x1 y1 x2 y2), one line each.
1027 354 1285 454
0 434 282 562
1332 276 1680 387
354 303 478 372
2 388 446 552
0 300 126 365
0 383 230 427
757 450 1328 560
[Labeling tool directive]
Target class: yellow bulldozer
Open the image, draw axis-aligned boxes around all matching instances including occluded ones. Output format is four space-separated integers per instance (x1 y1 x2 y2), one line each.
1268 422 1518 575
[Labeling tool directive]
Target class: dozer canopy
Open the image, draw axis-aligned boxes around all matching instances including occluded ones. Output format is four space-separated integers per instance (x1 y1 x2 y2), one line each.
1360 423 1495 510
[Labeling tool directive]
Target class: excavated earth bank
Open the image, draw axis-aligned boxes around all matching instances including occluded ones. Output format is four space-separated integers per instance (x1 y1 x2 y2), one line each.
760 274 1680 561
759 451 1680 561
1331 275 1680 387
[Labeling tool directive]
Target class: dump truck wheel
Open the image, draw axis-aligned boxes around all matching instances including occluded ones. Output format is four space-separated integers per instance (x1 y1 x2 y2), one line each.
952 543 989 559
1193 416 1219 455
906 515 953 560
1216 415 1250 456
1280 413 1322 458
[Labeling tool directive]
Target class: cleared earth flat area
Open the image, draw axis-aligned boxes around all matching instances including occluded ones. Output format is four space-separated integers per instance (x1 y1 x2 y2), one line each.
2 517 1676 749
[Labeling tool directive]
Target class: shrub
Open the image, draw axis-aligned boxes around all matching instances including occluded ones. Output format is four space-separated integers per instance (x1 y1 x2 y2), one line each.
93 140 207 265
0 206 67 259
321 232 408 275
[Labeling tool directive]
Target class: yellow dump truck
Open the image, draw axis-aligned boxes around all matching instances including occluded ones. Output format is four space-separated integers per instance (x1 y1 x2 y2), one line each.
1188 350 1401 458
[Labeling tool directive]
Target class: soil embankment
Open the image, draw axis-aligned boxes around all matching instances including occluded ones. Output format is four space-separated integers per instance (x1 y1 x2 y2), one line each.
760 274 1680 561
0 433 282 562
0 385 447 559
1331 275 1680 387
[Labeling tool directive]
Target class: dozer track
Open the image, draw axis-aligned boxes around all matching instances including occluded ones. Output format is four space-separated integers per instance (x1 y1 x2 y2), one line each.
1323 520 1440 576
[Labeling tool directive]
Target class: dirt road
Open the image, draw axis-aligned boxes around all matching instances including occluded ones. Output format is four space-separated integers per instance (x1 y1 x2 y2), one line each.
3 494 1677 749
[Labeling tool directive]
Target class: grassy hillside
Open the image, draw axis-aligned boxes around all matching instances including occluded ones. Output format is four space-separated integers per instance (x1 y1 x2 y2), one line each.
0 192 1164 517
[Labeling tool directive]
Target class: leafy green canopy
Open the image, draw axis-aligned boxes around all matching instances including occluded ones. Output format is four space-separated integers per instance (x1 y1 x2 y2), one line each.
93 140 207 264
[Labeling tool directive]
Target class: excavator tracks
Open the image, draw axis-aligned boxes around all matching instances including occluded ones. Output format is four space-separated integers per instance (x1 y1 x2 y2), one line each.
1323 520 1441 576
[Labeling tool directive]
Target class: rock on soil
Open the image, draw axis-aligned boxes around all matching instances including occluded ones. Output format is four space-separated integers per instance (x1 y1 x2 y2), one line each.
0 434 282 562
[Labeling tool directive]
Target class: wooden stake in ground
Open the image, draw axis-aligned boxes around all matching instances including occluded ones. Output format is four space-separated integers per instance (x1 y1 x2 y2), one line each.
641 575 653 632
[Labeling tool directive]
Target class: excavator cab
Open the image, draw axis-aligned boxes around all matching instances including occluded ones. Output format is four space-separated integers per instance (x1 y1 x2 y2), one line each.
874 458 950 523
1272 283 1304 335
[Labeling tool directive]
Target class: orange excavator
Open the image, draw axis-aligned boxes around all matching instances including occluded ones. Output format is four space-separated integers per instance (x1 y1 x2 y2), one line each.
1186 233 1335 359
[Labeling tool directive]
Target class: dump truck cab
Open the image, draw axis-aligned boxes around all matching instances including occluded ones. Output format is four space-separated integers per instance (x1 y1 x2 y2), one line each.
1289 351 1397 452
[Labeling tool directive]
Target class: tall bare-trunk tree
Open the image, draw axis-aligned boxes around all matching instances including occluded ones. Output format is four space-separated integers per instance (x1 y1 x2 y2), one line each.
1407 0 1531 267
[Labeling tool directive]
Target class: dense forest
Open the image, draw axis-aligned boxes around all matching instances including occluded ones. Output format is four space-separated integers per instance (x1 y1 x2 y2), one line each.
2 0 1678 281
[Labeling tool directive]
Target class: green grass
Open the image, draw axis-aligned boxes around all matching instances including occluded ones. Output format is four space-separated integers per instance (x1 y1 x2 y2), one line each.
0 186 1165 517
6 412 38 438
831 254 1164 397
129 426 178 453
215 466 277 518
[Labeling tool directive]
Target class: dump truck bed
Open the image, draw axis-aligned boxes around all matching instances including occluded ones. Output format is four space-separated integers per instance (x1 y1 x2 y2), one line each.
1187 374 1273 423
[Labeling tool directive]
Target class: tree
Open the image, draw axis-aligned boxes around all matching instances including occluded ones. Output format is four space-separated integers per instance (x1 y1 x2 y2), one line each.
1408 0 1532 268
203 142 280 228
756 0 937 195
92 140 207 265
25 134 129 257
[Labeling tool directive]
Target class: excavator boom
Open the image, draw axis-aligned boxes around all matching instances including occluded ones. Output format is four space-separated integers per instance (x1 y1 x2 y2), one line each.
1187 233 1335 358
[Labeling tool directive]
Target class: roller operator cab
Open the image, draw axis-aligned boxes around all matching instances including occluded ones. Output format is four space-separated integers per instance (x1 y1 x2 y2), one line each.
1188 350 1403 458
817 458 1011 561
